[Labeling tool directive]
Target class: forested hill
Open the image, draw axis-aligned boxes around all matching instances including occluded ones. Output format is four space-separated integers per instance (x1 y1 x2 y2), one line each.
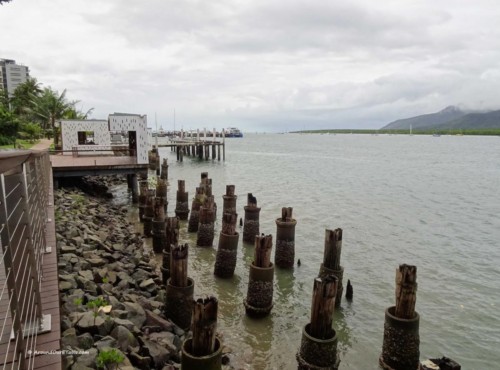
381 106 466 130
382 106 500 130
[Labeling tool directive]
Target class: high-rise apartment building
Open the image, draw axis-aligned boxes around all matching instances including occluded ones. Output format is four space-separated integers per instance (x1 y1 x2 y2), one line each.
0 59 30 97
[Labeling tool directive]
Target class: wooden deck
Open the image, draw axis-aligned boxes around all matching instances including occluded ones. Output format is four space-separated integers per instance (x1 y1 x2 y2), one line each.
50 155 148 177
32 172 61 370
0 170 61 370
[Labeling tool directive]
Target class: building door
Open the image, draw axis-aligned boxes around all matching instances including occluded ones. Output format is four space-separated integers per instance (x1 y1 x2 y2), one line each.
128 131 137 157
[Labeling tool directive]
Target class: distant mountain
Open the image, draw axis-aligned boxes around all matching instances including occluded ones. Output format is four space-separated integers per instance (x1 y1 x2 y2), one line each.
438 110 500 130
381 106 466 130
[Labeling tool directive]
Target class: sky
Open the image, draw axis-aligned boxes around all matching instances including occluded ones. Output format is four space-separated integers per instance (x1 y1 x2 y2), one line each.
1 0 500 132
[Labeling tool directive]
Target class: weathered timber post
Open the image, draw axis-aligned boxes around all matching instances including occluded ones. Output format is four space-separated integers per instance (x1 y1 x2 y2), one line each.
380 264 420 370
182 297 222 370
156 177 168 213
165 243 194 330
175 180 190 220
138 180 149 222
244 234 274 317
319 229 344 308
156 152 161 175
222 185 237 214
243 193 261 243
161 216 179 284
143 189 155 237
214 212 239 278
152 197 167 253
148 150 157 170
161 158 169 180
197 196 216 247
176 145 180 161
214 185 239 277
346 279 353 301
131 174 139 203
297 275 340 370
275 207 297 268
217 144 221 161
180 146 184 162
188 187 205 232
212 144 216 160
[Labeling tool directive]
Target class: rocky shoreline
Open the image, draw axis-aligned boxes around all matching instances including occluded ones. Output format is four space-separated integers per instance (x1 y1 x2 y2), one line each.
56 186 231 370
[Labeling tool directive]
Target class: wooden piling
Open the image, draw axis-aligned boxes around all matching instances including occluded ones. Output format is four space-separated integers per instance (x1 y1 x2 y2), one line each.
214 212 239 278
165 243 194 330
222 185 237 214
182 297 222 370
143 189 155 237
197 196 216 247
243 193 261 243
175 180 190 220
161 158 169 180
161 216 179 284
138 180 149 222
188 187 205 232
319 228 345 308
244 234 274 317
152 197 167 253
275 207 297 268
192 297 218 356
297 275 339 369
380 264 420 370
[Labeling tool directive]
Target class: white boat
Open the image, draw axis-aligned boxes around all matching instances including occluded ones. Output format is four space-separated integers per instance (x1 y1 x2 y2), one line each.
225 127 243 138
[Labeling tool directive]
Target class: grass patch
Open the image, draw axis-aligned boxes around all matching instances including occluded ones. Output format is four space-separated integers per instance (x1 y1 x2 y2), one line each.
0 139 40 150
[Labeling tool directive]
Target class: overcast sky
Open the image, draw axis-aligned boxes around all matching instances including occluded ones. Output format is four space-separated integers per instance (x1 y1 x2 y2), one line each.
2 0 500 132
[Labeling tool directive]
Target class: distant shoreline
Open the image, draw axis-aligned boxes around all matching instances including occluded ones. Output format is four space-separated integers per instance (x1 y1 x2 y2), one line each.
291 128 500 136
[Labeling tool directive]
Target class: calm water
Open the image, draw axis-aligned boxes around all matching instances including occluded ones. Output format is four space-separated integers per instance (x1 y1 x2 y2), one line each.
115 133 500 369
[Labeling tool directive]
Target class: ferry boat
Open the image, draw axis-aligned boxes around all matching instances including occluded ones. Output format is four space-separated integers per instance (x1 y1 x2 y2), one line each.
225 127 243 138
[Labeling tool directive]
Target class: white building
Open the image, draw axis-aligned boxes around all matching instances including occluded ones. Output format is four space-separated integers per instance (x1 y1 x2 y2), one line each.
0 59 29 97
59 113 149 164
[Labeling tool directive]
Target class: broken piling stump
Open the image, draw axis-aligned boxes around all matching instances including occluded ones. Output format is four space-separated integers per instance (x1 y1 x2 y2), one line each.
164 243 194 330
297 275 340 370
244 234 274 317
143 189 155 237
243 193 261 243
161 216 179 284
182 297 222 370
275 207 297 268
138 180 149 222
214 212 239 278
152 196 167 253
197 196 216 247
188 187 205 232
160 158 169 180
175 180 190 220
319 228 345 308
214 186 239 278
380 264 420 370
420 357 461 370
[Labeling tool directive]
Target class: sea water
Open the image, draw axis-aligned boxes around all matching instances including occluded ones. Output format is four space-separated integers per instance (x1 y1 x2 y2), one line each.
113 133 500 369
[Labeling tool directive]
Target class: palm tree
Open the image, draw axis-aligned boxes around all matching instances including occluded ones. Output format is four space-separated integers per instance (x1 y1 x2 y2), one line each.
10 77 42 117
32 87 73 147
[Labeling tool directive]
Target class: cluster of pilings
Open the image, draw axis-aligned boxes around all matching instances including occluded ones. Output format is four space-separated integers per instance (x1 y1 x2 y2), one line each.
133 158 461 369
214 185 239 278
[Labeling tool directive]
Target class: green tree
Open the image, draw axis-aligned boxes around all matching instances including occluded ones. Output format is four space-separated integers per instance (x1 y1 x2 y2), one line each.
10 77 42 117
20 122 42 143
0 106 20 146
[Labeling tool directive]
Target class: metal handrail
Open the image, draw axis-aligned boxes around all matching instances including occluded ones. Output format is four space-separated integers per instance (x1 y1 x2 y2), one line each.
0 151 52 370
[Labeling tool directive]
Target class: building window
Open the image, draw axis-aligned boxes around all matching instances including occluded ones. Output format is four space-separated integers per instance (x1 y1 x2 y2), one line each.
78 131 95 145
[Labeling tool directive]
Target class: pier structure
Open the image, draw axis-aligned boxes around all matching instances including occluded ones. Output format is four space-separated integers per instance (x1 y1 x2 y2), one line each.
161 128 225 162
